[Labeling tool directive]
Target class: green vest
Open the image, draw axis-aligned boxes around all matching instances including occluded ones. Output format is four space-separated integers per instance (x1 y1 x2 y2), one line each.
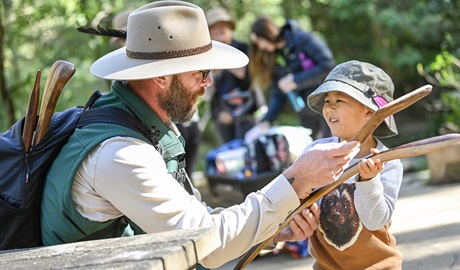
40 82 186 246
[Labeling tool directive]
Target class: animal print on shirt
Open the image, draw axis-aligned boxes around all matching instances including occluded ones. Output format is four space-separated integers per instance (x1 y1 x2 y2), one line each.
318 183 362 251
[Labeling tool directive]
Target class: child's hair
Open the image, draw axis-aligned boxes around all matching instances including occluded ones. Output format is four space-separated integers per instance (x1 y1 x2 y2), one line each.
307 60 398 138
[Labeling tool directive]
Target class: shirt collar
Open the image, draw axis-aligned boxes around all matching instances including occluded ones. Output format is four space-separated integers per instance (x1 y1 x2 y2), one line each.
111 81 173 140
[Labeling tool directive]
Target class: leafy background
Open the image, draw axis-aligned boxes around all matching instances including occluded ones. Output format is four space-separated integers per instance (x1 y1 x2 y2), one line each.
1 0 458 171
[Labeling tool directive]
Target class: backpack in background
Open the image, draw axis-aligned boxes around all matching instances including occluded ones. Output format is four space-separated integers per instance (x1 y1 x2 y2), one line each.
206 133 291 179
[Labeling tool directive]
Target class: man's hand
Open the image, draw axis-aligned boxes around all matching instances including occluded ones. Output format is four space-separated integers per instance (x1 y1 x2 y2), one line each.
283 141 360 199
273 203 320 243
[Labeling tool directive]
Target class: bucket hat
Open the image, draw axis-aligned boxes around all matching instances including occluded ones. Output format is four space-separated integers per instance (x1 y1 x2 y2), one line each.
205 7 235 29
90 1 248 80
307 60 398 138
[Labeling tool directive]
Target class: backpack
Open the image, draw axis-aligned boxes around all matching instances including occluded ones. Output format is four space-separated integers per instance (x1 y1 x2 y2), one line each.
0 91 154 251
206 133 291 179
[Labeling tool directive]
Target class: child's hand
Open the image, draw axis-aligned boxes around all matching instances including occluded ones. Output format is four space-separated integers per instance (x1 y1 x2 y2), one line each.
358 148 384 181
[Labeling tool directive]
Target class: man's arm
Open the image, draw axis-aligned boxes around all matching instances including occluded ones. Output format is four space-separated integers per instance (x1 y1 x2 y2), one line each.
85 137 359 268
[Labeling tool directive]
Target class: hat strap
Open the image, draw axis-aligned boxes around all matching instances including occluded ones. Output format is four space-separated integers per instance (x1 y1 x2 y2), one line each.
126 43 212 59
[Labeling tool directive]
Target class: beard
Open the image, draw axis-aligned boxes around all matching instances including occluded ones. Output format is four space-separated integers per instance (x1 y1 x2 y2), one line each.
159 75 203 123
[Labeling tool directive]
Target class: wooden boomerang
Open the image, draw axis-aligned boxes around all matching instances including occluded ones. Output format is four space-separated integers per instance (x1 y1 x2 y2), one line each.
33 60 75 146
234 84 433 269
22 70 41 153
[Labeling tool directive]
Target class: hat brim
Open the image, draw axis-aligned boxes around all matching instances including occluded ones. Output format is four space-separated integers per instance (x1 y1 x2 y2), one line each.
308 80 398 138
90 40 248 80
208 20 235 30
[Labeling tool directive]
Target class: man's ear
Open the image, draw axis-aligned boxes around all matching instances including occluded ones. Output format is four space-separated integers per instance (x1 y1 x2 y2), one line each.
152 76 171 89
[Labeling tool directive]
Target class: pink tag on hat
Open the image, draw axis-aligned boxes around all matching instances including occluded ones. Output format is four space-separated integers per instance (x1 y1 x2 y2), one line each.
373 96 391 125
373 95 388 108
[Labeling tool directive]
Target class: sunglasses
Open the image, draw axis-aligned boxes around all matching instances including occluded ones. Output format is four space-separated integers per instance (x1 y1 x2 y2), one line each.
200 70 210 83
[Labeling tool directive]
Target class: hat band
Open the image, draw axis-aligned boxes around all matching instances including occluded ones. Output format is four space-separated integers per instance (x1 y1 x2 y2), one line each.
126 42 212 59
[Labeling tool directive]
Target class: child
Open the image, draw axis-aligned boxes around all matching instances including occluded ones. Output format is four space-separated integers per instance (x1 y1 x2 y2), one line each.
305 60 403 269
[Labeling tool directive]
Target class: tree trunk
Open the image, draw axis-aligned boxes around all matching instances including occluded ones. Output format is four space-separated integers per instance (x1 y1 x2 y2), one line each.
0 3 16 127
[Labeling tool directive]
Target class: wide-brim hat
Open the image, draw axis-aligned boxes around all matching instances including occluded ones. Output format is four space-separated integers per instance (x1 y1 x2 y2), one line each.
307 60 398 138
90 1 248 80
205 7 235 29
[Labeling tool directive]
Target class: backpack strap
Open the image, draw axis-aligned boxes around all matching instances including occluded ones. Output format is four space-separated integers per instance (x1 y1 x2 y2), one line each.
77 91 159 146
77 107 156 144
172 158 194 194
83 90 103 111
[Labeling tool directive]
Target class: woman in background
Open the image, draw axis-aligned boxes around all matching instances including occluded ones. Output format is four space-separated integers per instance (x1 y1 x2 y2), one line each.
247 16 335 140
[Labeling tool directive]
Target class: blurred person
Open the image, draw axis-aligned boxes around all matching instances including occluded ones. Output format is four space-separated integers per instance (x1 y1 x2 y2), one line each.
205 7 259 142
305 60 403 269
40 1 361 268
247 16 335 140
110 9 132 47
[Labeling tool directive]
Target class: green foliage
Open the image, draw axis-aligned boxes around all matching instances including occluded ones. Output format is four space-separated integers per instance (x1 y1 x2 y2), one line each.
0 0 149 130
439 91 460 132
418 43 460 134
420 48 460 90
1 0 459 166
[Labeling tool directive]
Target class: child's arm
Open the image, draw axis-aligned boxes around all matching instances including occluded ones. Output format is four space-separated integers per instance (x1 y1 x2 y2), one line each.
354 149 403 230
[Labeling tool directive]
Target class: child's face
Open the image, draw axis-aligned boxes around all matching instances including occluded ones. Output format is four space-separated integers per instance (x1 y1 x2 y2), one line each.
322 91 374 141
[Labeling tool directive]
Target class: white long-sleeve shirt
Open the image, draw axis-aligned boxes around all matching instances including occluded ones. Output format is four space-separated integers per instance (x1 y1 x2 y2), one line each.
72 135 299 268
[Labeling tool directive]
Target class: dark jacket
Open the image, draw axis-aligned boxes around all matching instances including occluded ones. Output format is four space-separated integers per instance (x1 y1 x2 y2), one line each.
263 20 335 123
211 40 252 118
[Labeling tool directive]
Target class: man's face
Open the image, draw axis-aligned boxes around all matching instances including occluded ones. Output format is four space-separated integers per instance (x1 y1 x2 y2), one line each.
159 74 205 123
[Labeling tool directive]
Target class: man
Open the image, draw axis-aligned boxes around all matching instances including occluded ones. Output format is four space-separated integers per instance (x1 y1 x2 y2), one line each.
110 8 202 179
40 1 360 268
205 7 259 142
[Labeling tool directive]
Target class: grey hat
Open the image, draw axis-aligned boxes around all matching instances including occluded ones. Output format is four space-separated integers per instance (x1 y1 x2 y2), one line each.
205 7 235 29
307 60 398 138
